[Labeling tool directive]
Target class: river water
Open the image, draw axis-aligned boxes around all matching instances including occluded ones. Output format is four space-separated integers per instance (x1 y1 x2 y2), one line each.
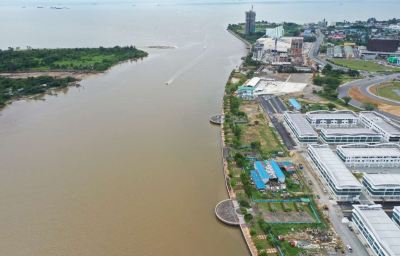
0 1 399 256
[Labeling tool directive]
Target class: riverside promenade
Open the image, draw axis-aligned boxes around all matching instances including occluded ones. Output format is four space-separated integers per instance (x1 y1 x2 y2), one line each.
219 107 258 256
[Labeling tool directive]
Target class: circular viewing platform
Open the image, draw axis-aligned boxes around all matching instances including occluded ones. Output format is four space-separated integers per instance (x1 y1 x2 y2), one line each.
209 115 223 125
215 199 240 226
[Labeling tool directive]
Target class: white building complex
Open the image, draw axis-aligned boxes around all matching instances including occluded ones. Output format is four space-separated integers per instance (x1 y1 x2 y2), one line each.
336 143 400 168
362 174 400 202
305 110 359 128
352 204 400 256
360 111 400 143
320 128 382 144
393 206 400 228
308 144 362 202
284 112 318 143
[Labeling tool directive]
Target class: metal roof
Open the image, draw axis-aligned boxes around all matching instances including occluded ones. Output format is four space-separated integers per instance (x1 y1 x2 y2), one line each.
254 161 270 183
353 204 400 256
361 112 400 135
251 170 266 190
269 160 285 182
306 110 358 120
337 143 400 157
285 112 318 137
364 173 400 187
309 144 362 188
244 77 261 87
288 98 301 110
321 128 380 136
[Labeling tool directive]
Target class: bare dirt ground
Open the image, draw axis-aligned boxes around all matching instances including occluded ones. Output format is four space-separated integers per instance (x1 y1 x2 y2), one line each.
260 208 315 223
348 87 400 116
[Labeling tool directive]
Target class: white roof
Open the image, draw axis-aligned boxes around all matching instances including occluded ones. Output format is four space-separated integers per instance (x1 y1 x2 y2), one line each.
285 112 318 137
309 144 362 188
253 80 307 95
353 204 400 256
337 143 400 157
364 173 400 187
361 112 400 135
306 110 358 120
321 128 380 136
256 37 291 53
244 77 261 87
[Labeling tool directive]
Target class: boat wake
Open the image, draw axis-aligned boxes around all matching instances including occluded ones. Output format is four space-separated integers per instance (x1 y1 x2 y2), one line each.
165 44 208 86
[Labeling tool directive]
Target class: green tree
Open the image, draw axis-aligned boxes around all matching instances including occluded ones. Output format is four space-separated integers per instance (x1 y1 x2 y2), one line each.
327 102 336 110
244 213 253 223
364 103 376 111
234 153 245 168
322 64 333 74
250 141 261 151
342 96 351 105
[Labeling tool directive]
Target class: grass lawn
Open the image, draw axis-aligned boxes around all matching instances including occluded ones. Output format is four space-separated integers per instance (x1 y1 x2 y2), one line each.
340 74 361 84
328 58 400 72
239 102 285 156
375 81 400 101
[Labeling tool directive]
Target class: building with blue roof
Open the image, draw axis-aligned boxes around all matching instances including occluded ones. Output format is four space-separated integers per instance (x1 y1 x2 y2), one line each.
251 170 266 190
289 98 301 111
254 161 270 183
270 160 286 183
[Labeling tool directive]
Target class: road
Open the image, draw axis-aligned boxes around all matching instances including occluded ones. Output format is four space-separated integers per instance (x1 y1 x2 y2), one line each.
298 151 369 256
308 30 348 71
338 73 400 121
257 95 296 150
309 30 400 121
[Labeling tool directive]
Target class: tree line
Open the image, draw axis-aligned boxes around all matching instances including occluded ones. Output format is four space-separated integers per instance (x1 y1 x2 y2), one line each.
0 46 148 72
0 76 77 107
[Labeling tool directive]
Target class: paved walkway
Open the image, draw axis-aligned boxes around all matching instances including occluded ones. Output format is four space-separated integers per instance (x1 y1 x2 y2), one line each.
215 199 241 225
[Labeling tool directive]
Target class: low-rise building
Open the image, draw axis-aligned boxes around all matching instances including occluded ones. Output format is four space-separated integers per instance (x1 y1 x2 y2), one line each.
352 204 400 256
336 143 400 168
284 112 318 143
320 128 382 144
360 111 400 142
305 110 358 128
308 144 362 202
333 45 343 58
362 173 400 202
270 160 285 183
393 206 400 228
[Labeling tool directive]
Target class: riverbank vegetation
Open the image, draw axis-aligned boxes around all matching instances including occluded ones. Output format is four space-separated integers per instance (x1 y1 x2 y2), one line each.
0 46 148 108
0 76 77 107
0 46 148 72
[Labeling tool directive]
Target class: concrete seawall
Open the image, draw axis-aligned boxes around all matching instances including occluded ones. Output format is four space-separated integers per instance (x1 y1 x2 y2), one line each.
218 30 257 256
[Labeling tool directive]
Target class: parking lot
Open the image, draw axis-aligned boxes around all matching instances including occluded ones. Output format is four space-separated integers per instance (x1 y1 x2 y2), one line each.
258 95 296 150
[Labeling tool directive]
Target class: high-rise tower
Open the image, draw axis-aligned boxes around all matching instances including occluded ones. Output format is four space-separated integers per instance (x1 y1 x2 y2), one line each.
245 7 256 36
